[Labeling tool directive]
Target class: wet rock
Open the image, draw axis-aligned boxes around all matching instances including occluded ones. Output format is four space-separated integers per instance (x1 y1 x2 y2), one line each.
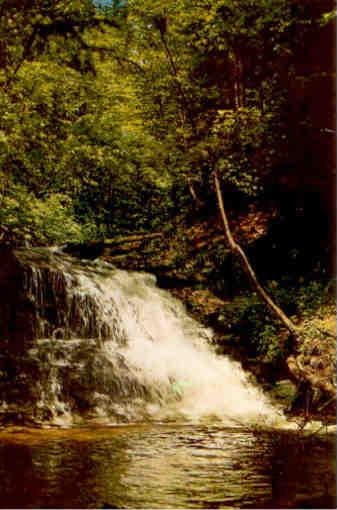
0 248 36 353
0 247 116 354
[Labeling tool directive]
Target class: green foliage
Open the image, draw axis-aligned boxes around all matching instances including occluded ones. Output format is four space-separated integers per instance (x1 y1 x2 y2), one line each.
0 2 175 243
0 181 90 244
232 297 284 362
258 322 285 364
0 0 333 245
123 0 328 205
296 281 332 318
212 107 280 195
216 277 334 366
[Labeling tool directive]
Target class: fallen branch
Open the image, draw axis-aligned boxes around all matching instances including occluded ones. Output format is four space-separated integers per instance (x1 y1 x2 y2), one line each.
213 169 299 338
104 232 163 246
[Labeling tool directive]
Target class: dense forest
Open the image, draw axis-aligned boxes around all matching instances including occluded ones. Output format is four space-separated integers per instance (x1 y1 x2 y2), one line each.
0 0 335 419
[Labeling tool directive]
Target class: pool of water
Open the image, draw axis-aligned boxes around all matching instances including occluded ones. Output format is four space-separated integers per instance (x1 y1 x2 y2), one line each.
0 424 335 509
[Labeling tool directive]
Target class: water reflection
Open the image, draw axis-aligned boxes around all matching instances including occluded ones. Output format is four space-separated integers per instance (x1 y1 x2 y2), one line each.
0 425 335 509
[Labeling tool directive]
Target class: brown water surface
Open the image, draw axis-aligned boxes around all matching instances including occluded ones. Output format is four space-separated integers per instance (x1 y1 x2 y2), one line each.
0 424 335 509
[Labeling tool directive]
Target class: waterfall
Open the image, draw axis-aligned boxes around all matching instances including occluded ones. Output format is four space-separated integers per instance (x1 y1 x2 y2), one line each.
0 248 284 427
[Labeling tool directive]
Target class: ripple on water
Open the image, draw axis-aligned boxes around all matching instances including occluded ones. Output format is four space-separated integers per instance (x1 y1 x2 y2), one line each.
0 424 334 509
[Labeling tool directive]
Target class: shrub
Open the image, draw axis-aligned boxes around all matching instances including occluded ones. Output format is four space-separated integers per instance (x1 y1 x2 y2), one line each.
0 184 92 245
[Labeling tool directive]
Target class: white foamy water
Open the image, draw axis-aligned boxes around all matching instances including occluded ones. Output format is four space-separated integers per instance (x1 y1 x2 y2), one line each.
71 263 284 426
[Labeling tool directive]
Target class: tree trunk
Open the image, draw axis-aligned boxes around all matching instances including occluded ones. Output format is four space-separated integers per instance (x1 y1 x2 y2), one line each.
187 177 203 208
213 169 299 338
232 48 245 109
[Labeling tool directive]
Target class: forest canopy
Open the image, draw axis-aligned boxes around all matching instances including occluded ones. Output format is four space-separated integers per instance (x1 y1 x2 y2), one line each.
0 0 335 246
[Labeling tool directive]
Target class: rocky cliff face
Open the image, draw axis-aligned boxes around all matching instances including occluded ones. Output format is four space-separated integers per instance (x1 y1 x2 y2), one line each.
0 248 112 354
0 248 130 424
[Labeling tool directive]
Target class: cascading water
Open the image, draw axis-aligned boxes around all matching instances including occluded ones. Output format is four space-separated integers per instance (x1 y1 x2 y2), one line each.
0 248 285 427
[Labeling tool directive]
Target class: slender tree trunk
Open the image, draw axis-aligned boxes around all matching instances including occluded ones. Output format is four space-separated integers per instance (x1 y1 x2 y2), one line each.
232 48 245 109
213 169 299 338
187 177 201 206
